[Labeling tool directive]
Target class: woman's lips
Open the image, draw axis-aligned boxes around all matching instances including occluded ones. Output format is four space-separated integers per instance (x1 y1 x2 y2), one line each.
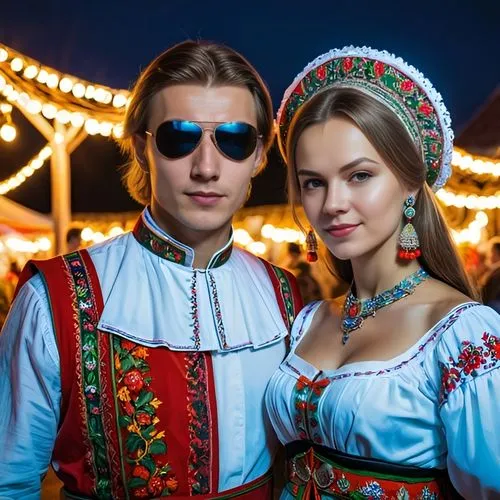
325 224 360 238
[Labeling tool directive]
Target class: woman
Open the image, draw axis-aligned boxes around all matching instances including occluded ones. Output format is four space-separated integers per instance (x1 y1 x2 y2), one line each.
266 47 500 499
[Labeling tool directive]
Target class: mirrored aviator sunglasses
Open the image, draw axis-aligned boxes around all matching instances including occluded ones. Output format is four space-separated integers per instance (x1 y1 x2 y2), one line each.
146 120 260 162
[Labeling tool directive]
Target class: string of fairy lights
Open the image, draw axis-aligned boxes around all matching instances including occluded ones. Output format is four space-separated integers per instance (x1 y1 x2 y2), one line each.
0 44 126 141
0 42 498 252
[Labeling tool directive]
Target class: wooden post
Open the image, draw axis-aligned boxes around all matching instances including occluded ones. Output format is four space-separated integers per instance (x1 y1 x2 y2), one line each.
50 121 71 255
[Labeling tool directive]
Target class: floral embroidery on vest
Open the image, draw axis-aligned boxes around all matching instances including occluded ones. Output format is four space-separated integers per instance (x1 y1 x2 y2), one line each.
113 337 179 497
440 332 500 404
66 252 113 497
258 258 297 332
185 352 213 494
274 266 295 331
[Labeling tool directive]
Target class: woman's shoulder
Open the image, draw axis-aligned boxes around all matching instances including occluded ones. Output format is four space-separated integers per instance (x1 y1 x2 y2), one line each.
432 299 498 351
422 280 498 369
290 298 342 345
421 279 475 331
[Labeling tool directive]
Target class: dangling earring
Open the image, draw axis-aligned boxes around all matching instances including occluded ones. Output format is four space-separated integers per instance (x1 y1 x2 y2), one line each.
306 228 318 262
398 195 421 260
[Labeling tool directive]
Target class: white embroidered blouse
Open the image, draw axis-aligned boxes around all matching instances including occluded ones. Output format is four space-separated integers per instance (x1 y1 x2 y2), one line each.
265 300 500 499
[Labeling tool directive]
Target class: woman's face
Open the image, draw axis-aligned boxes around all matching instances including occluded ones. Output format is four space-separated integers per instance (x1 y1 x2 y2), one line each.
295 117 410 262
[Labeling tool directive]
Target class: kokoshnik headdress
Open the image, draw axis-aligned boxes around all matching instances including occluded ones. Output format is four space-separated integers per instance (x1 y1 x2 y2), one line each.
276 46 454 191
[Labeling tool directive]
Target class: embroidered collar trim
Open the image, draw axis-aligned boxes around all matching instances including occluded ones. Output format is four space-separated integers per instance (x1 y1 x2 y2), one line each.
132 209 233 269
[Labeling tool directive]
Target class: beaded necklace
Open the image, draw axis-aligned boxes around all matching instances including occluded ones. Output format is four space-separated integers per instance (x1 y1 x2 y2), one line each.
341 268 429 344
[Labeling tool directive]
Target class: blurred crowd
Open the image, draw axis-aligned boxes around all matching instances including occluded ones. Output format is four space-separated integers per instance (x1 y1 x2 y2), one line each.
0 228 83 329
478 236 500 313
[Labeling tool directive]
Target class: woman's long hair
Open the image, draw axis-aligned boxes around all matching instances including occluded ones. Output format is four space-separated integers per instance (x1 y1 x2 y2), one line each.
286 88 478 299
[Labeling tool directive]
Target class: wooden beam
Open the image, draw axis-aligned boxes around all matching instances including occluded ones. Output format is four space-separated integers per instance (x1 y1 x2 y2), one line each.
12 103 54 142
67 128 88 154
50 121 71 255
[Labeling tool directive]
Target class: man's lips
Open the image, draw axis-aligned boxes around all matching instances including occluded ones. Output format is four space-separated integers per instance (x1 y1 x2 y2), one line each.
186 191 224 206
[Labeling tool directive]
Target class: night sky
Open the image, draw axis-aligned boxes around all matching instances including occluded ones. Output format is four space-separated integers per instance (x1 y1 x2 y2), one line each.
0 0 499 214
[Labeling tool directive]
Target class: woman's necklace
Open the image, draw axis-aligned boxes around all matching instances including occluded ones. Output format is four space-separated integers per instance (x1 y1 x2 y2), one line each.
341 268 429 344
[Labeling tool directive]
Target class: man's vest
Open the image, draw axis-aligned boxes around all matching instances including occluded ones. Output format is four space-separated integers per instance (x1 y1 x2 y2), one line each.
18 249 302 499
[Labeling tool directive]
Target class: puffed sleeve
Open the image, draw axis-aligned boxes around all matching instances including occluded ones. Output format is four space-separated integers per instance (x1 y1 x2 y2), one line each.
436 304 500 499
0 275 61 499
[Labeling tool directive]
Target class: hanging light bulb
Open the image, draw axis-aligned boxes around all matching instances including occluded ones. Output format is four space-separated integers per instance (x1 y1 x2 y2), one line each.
23 65 39 79
10 58 24 72
0 103 13 114
0 123 17 142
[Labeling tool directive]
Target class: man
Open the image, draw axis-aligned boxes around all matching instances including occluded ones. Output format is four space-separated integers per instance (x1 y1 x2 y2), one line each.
282 242 303 275
66 227 83 253
486 236 500 270
0 41 302 499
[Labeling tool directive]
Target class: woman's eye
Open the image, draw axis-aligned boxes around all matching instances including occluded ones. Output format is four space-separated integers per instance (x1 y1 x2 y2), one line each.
350 171 372 183
302 178 324 189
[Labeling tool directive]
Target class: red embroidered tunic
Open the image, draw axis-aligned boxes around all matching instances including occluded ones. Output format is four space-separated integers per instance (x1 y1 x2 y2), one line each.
4 211 303 499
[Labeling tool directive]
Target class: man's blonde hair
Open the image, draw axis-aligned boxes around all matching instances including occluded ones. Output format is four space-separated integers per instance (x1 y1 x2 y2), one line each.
119 40 275 205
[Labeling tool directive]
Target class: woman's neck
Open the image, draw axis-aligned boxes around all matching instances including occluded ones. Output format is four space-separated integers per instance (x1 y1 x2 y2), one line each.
350 239 422 300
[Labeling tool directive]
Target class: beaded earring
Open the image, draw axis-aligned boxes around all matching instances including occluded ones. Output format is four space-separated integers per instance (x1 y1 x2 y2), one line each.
398 195 421 260
306 228 318 262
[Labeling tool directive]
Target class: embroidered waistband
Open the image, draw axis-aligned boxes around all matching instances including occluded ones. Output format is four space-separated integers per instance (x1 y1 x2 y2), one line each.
285 441 457 499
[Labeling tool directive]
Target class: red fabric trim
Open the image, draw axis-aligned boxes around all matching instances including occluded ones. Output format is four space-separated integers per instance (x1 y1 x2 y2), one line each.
183 350 219 494
283 267 304 320
259 258 303 333
259 259 288 330
205 353 220 493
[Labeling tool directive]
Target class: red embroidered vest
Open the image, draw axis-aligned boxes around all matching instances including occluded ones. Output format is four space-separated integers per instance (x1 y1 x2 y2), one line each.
18 248 302 499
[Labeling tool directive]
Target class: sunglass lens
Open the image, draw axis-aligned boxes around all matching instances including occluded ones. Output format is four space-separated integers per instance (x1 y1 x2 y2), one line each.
214 122 258 161
155 120 202 159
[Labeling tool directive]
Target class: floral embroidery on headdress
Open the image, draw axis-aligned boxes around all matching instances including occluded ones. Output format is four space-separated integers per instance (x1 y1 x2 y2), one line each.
277 46 454 191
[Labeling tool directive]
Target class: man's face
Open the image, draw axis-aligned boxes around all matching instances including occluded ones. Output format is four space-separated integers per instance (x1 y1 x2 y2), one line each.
136 84 262 241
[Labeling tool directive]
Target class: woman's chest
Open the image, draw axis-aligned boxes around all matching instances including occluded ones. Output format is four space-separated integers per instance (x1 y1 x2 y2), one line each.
267 357 441 447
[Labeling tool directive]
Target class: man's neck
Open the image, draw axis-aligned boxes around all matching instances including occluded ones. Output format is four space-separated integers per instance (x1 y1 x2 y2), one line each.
149 205 232 268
